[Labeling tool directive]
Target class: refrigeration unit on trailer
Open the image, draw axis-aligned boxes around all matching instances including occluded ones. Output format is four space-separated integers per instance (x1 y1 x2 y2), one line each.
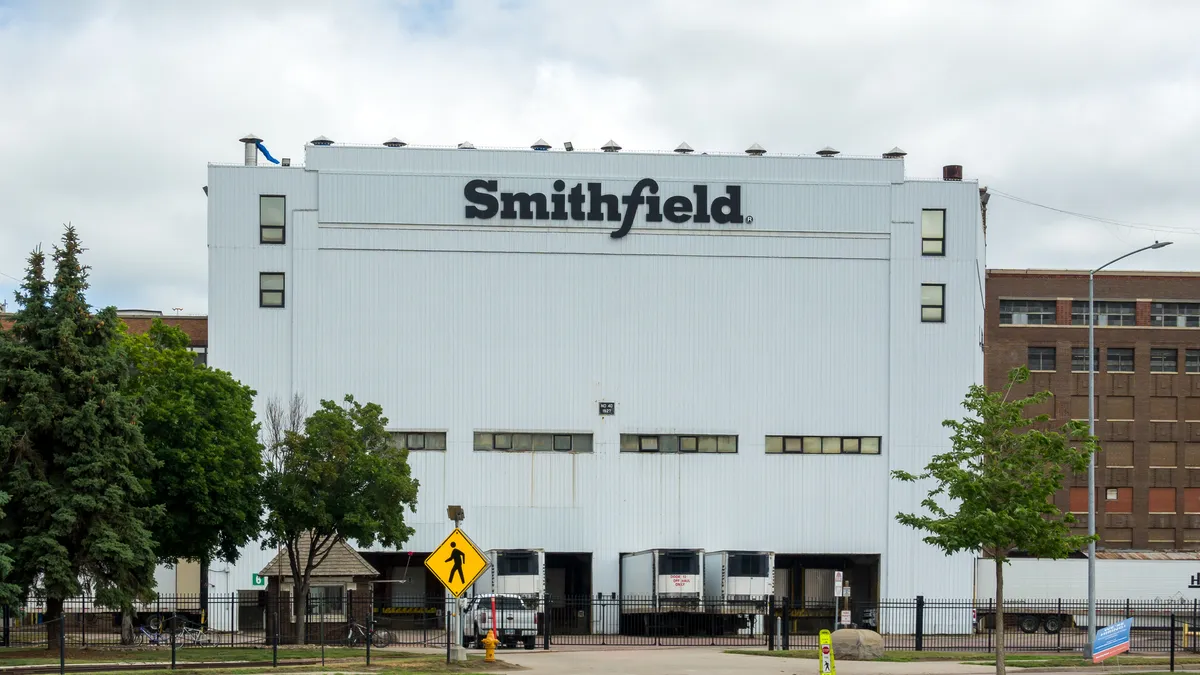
703 551 774 635
974 556 1200 634
481 549 545 607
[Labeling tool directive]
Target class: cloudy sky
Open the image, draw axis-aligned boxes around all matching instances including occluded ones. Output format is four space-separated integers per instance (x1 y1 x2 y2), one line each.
1 0 1198 314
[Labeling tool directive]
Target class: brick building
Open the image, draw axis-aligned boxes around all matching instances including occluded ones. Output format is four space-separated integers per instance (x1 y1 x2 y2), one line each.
987 269 1200 551
0 309 207 365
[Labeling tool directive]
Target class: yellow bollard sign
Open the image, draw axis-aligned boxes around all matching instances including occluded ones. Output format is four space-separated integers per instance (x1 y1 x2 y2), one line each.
819 629 836 675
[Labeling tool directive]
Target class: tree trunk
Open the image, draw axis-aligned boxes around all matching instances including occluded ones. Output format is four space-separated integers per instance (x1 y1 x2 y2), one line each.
46 597 63 650
292 583 308 645
995 561 1006 675
199 556 209 630
120 612 134 645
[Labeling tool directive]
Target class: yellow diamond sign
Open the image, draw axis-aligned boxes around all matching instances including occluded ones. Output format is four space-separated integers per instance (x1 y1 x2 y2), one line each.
425 528 489 597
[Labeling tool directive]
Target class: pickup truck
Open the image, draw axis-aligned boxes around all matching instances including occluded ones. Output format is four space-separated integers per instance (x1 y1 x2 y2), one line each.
462 593 540 650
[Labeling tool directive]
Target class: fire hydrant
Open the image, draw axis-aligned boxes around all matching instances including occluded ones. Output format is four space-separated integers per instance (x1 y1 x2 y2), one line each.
482 629 499 662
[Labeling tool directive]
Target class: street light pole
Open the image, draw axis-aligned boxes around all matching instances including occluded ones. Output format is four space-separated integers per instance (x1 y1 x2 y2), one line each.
1087 240 1172 652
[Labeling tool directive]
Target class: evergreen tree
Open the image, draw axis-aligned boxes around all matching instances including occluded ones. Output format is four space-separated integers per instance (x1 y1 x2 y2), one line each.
0 226 160 645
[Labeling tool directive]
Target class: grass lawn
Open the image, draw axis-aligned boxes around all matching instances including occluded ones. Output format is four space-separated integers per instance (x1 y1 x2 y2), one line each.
726 649 1200 668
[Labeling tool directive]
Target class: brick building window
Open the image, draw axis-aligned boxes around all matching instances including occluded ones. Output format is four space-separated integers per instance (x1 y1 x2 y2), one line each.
1187 349 1200 374
1072 301 1136 327
1107 348 1134 373
1071 347 1099 372
1027 346 1056 371
1185 488 1200 514
1151 302 1200 328
921 209 945 256
1151 348 1179 373
1069 487 1088 513
1106 487 1132 513
1000 300 1056 325
260 195 286 244
259 273 285 308
921 284 945 323
1149 487 1177 514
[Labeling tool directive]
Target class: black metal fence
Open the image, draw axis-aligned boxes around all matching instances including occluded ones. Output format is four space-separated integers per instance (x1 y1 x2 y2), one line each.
7 593 1200 655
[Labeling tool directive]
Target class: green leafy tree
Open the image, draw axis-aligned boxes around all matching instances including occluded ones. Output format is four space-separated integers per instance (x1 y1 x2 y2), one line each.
0 227 160 645
0 491 19 605
125 319 264 629
262 394 419 643
892 366 1097 675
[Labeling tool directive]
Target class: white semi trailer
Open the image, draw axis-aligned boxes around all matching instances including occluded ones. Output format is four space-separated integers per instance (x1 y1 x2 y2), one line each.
704 551 774 634
476 549 545 606
974 556 1200 634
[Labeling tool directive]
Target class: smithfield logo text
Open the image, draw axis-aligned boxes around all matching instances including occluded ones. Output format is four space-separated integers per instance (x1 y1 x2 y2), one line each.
463 179 744 239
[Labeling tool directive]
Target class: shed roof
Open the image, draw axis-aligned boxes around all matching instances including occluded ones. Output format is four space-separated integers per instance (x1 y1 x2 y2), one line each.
259 534 380 578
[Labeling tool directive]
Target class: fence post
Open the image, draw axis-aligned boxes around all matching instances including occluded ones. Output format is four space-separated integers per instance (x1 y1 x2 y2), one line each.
58 618 65 675
915 596 925 652
272 609 278 668
1171 613 1177 672
543 592 551 650
782 597 790 651
80 599 86 647
767 595 775 651
365 597 372 666
170 615 177 670
3 604 10 648
320 605 325 667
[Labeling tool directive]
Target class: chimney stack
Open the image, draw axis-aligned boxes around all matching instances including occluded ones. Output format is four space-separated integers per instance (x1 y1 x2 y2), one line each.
238 134 262 166
942 165 963 181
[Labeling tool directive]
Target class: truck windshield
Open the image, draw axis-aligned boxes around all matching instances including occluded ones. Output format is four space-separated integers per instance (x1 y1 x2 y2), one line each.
728 553 768 577
658 552 699 575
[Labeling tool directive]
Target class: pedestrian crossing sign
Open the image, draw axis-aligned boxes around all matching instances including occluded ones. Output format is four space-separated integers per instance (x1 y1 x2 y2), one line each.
425 528 489 597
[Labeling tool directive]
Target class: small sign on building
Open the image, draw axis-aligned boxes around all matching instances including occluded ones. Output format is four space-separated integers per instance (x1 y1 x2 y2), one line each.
251 573 266 587
599 402 615 416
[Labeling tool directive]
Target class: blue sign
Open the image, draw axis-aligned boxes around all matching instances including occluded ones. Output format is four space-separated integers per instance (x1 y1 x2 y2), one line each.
1092 618 1132 663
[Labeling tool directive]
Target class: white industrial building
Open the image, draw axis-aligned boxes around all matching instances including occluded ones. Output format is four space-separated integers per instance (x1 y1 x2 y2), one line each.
204 135 986 613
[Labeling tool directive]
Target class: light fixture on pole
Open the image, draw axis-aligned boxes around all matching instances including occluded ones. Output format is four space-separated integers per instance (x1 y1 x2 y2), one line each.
1087 240 1171 652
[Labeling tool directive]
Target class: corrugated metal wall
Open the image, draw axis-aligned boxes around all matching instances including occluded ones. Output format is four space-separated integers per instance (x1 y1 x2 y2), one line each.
207 146 982 599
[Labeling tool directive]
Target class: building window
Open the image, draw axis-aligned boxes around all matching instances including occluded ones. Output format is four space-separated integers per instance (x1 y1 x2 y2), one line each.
1187 349 1200 374
308 585 344 613
921 209 945 256
259 273 285 308
1149 487 1177 514
920 284 945 323
188 346 207 366
1000 300 1057 325
1027 347 1056 371
1185 488 1200 514
765 436 881 455
260 195 286 244
474 432 593 453
389 431 447 452
1069 487 1088 513
1071 300 1136 327
1106 487 1132 513
621 434 737 453
1107 348 1134 373
1151 348 1178 373
1151 302 1200 328
1071 347 1099 372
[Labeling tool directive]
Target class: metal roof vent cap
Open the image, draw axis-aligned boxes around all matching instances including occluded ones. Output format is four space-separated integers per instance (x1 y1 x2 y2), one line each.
310 136 334 146
601 139 621 153
457 141 476 150
817 146 839 157
531 138 551 151
882 146 907 159
745 143 766 156
238 133 263 166
674 142 694 154
383 138 407 148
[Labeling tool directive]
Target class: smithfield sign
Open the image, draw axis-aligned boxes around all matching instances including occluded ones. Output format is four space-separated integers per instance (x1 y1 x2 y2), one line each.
463 178 747 239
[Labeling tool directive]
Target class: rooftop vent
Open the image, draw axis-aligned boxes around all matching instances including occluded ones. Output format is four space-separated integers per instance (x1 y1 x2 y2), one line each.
745 143 766 156
531 138 551 151
564 141 574 152
457 141 476 150
311 136 334 146
601 139 622 153
238 133 262 166
674 142 694 154
281 158 291 167
817 146 840 157
383 138 407 148
943 164 963 181
882 147 907 159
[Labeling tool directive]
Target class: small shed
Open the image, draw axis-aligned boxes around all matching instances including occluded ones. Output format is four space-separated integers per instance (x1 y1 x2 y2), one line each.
259 534 380 627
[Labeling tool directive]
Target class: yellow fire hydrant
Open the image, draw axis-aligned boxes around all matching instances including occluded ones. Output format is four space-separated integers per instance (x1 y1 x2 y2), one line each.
482 629 499 662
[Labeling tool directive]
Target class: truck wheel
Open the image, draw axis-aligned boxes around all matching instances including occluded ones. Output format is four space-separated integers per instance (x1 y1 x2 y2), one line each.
1043 616 1063 634
524 636 536 650
1018 615 1040 634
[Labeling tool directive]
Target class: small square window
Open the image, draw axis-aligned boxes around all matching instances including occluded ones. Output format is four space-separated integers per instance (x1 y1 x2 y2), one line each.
822 437 841 454
260 196 286 244
717 436 737 453
426 433 446 450
553 435 572 451
494 433 513 450
259 273 285 308
802 437 822 454
861 437 880 454
784 437 804 453
698 436 718 453
1106 488 1119 501
1107 348 1134 373
1151 348 1179 373
639 436 659 452
842 437 860 453
921 284 945 323
406 433 425 450
474 433 493 450
1028 347 1057 371
921 209 946 256
1187 349 1200 374
1072 347 1099 372
765 436 783 454
679 436 698 452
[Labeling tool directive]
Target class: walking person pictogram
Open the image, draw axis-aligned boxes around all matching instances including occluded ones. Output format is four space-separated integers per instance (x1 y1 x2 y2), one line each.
446 542 466 584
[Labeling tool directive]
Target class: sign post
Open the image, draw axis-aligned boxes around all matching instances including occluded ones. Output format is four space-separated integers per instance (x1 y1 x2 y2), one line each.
819 629 837 675
427 510 488 664
1092 618 1132 663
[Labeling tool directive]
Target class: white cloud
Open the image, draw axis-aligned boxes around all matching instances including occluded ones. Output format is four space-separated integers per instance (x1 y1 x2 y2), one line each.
1 0 1197 313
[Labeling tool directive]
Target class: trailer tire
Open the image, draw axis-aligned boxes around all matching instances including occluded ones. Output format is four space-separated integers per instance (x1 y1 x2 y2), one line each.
1043 615 1063 634
1018 614 1040 634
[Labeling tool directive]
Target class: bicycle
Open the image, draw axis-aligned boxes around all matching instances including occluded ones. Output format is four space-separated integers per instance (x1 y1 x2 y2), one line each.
135 621 211 646
346 620 391 648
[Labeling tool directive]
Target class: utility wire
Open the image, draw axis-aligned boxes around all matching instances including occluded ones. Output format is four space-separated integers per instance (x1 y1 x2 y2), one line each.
989 189 1199 236
0 269 20 282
